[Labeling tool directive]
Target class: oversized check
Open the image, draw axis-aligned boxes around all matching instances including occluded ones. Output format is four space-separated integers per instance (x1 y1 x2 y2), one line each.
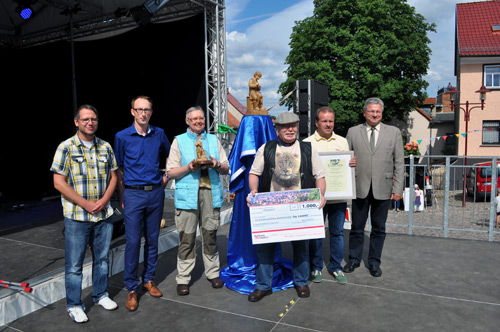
248 188 324 244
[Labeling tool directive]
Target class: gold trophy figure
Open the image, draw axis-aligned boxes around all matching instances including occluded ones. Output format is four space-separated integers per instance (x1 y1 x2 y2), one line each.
194 136 212 167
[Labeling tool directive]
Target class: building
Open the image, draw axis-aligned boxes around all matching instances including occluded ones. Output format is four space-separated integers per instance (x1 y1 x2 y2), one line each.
390 93 455 164
225 90 247 149
227 90 247 130
455 1 500 157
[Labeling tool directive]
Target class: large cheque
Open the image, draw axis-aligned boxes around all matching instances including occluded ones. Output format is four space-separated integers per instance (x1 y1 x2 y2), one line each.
248 188 324 244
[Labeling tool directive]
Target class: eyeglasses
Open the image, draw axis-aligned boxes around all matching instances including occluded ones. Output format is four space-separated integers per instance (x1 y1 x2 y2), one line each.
133 108 152 114
188 117 205 122
80 118 98 123
365 110 382 115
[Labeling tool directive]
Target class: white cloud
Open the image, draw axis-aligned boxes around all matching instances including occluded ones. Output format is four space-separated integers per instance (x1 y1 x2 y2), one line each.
226 1 314 112
226 31 249 43
225 0 252 25
226 0 484 111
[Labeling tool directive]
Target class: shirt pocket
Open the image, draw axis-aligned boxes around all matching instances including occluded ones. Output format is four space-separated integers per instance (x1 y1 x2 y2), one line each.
71 155 87 176
97 154 110 176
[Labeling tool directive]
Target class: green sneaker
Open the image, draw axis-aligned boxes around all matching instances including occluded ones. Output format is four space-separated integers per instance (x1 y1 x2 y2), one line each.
333 270 347 284
311 270 322 283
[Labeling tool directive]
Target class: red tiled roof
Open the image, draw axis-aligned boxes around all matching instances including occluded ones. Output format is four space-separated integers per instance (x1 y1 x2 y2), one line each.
227 91 246 115
415 107 432 121
457 1 500 56
423 97 436 105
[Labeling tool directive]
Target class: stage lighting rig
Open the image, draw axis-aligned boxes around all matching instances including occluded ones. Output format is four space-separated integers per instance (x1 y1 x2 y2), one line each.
131 0 170 26
15 0 37 20
143 0 170 15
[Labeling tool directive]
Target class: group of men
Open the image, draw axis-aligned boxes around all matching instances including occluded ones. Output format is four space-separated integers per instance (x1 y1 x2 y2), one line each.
51 97 228 323
247 97 403 302
51 96 403 322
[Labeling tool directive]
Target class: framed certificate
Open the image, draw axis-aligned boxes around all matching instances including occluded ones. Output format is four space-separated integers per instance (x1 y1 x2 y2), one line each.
319 151 356 200
248 188 325 244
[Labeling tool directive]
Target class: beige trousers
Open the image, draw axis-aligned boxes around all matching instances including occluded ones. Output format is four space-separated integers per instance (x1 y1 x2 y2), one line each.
175 188 220 284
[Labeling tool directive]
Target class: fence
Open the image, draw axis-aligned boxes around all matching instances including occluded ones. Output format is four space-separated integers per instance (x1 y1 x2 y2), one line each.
385 155 499 242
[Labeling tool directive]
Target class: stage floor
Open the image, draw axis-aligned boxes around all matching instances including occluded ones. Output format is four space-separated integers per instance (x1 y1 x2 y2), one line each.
1 199 500 331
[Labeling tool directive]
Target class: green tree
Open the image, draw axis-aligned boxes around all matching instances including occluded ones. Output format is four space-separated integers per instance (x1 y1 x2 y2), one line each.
279 0 435 135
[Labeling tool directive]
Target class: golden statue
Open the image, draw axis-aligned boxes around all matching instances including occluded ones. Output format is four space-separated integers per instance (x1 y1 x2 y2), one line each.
246 71 268 115
194 136 211 166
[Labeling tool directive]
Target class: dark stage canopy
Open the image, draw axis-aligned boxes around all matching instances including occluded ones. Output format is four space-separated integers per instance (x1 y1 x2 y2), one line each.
0 3 208 201
0 0 204 48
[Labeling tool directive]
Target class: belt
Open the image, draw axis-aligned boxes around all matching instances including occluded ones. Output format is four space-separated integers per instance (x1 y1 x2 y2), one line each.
124 183 161 191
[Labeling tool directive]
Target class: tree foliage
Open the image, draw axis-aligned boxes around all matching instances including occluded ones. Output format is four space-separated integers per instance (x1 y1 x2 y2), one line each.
279 0 436 135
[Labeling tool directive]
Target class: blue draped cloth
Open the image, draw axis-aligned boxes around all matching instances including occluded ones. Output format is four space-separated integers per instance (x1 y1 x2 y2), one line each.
220 115 293 294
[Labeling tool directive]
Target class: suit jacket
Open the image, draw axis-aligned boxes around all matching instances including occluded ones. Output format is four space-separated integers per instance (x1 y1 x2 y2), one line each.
346 123 404 200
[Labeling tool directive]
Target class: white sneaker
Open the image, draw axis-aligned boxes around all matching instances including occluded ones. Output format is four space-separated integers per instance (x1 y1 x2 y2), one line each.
97 296 118 310
67 307 88 323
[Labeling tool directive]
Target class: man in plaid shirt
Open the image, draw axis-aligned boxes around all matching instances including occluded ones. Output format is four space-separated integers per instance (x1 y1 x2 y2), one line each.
51 105 118 323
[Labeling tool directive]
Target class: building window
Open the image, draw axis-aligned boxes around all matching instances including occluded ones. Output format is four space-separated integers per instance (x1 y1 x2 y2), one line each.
484 65 500 88
482 121 500 144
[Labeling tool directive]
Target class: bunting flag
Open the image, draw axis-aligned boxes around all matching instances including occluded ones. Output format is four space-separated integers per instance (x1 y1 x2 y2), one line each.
408 128 484 145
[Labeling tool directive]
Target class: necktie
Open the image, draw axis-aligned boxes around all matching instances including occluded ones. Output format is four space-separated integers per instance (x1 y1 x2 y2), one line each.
370 127 375 152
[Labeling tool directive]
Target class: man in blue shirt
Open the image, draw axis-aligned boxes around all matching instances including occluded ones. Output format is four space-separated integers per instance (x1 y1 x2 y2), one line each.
114 96 171 311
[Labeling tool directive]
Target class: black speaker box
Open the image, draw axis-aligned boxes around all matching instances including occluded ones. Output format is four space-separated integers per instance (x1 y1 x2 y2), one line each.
293 80 329 139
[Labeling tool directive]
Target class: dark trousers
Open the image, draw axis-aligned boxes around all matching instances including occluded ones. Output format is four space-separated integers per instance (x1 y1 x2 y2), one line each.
123 186 165 291
348 188 390 267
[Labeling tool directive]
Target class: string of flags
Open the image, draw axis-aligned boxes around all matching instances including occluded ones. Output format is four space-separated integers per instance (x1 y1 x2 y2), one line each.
413 129 481 145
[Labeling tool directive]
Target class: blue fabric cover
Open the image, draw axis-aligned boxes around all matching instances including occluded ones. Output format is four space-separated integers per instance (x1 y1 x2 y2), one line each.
220 115 294 294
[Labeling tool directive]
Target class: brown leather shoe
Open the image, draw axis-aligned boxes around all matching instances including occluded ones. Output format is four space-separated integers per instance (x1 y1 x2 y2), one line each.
295 285 310 298
125 291 138 311
143 280 162 298
248 289 272 302
207 277 224 289
176 284 189 296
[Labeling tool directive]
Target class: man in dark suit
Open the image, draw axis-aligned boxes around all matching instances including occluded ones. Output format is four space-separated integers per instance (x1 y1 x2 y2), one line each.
344 97 404 277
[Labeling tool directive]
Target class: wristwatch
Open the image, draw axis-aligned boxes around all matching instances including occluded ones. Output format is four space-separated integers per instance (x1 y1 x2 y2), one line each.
214 162 221 170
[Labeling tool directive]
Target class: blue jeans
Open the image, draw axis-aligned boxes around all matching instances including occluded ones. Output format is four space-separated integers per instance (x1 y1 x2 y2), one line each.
309 203 347 272
255 240 309 290
123 186 164 291
64 217 113 310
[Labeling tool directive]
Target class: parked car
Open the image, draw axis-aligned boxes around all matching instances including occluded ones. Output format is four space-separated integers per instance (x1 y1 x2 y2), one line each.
466 161 500 200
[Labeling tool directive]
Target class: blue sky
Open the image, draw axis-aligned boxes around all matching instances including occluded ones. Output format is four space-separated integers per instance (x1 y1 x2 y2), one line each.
225 0 485 115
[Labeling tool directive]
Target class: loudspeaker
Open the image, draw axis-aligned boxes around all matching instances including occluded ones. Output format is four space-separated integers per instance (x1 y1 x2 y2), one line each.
293 80 329 139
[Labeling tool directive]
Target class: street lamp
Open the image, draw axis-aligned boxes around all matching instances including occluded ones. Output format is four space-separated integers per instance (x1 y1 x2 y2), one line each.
448 85 490 207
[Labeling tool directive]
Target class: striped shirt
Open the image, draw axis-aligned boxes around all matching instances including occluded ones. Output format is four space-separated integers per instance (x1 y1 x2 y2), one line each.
50 134 118 222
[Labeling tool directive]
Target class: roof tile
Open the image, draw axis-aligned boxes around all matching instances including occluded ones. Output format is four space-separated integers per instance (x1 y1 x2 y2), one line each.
457 1 500 56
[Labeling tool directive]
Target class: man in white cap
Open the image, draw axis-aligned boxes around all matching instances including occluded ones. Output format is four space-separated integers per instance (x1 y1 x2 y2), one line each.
247 112 326 302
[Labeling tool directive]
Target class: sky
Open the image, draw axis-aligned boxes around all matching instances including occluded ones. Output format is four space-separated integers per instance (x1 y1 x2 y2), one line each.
225 0 486 116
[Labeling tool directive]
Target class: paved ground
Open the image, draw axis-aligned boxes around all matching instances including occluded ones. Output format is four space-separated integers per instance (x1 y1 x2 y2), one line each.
1 202 500 331
384 189 500 241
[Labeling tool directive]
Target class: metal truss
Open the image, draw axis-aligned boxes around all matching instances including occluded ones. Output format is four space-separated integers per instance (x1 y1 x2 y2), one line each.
202 0 227 137
200 0 230 199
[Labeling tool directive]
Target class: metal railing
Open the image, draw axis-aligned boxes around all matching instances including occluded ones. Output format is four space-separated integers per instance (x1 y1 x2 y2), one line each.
385 155 499 241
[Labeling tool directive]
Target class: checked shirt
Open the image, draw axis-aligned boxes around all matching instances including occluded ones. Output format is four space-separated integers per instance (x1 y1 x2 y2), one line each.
50 134 118 222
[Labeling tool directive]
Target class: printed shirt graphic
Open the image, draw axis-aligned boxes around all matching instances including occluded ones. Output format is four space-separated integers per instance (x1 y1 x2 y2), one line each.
271 143 302 192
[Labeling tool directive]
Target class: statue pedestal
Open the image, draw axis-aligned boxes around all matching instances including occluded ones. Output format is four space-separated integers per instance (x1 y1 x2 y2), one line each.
193 159 212 166
246 97 268 115
220 115 294 295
